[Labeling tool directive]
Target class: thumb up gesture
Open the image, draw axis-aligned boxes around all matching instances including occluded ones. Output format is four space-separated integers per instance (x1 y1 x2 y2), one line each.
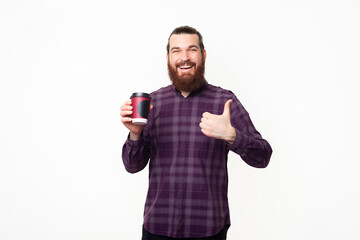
199 99 236 144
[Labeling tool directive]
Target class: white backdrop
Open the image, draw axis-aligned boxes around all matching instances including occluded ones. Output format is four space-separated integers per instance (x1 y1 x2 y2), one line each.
1 0 359 239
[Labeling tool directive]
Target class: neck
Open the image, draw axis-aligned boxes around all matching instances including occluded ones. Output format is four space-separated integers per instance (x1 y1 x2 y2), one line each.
181 91 190 98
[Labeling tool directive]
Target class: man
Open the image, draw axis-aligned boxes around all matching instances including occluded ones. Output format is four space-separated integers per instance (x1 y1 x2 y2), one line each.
120 26 272 240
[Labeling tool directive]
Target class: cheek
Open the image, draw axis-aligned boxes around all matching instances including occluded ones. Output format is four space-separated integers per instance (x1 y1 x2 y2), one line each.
192 55 203 65
169 53 178 61
169 58 178 67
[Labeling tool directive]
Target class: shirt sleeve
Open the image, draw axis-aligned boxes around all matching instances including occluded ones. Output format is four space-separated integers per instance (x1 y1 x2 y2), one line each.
227 96 272 168
122 133 151 173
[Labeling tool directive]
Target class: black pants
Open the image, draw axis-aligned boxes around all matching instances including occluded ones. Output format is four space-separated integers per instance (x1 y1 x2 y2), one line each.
142 225 229 240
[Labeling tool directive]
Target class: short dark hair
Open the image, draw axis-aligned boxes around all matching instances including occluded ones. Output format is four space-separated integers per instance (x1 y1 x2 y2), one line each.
166 26 205 54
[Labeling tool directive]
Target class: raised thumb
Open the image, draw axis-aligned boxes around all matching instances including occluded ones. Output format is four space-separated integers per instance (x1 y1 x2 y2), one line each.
222 99 232 116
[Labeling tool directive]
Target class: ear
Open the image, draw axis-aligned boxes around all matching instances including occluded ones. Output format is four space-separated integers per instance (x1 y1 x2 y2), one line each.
202 49 207 62
166 52 169 62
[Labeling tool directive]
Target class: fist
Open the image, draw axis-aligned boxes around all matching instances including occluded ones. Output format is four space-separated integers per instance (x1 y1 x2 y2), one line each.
199 99 236 144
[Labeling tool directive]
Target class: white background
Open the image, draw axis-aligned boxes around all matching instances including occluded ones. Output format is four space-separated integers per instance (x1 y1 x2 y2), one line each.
1 0 359 239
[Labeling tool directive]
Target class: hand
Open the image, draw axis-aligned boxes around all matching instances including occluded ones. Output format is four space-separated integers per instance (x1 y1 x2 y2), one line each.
199 99 236 144
120 100 153 141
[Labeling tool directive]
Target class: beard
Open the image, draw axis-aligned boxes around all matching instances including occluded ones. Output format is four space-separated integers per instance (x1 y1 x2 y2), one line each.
167 59 205 92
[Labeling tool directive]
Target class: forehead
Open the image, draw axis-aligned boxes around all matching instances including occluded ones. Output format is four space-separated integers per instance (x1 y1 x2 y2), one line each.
169 34 200 49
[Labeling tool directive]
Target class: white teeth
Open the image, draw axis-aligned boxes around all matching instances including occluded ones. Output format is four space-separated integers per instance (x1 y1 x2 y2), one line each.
180 66 192 69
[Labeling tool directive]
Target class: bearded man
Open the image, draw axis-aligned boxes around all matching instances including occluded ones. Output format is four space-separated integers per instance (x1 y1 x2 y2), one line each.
120 26 272 240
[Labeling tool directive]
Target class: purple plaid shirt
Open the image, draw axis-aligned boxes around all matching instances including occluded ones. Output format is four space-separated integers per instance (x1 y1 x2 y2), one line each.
122 82 272 238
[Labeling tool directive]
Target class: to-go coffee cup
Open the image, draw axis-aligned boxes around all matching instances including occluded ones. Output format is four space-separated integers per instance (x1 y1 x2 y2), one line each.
130 92 151 125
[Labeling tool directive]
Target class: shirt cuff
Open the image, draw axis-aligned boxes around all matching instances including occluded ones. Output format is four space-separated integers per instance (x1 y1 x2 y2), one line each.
227 128 249 154
126 133 144 146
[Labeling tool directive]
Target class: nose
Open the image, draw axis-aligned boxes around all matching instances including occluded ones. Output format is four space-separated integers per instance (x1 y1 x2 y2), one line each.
180 50 190 61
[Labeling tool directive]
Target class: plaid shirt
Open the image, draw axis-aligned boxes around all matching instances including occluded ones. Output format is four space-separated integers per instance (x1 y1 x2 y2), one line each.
122 81 272 238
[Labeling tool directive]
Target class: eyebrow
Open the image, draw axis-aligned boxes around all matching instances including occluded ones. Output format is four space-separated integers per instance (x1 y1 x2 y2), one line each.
188 45 199 49
170 47 180 51
170 45 200 51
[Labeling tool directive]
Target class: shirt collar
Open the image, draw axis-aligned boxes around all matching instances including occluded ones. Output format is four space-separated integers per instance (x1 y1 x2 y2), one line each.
171 80 209 98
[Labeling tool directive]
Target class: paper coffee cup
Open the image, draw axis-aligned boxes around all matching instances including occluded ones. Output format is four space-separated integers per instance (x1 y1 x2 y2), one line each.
130 92 151 125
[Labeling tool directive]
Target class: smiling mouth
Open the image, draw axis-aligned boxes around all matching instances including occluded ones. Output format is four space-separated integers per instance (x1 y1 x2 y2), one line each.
178 65 194 71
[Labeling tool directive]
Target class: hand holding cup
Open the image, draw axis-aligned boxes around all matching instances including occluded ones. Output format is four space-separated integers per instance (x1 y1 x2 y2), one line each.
120 92 152 141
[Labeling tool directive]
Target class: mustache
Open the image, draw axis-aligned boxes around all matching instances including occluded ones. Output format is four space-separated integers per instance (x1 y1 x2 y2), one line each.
175 60 196 68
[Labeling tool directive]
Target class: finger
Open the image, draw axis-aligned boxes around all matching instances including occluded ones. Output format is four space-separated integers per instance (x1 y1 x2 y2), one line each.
200 117 210 126
121 117 133 123
202 112 212 119
199 121 207 130
121 100 132 109
120 110 132 117
120 105 133 111
222 99 233 116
